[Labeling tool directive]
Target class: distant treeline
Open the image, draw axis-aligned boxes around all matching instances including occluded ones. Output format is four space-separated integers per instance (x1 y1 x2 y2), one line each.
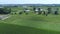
0 4 60 7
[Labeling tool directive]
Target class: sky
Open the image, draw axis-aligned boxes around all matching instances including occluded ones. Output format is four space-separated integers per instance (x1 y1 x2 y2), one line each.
0 0 60 4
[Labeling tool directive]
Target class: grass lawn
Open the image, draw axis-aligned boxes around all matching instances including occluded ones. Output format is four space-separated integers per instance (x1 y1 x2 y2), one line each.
0 14 60 34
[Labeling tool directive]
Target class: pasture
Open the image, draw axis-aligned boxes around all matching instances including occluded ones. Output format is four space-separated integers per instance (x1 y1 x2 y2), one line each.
0 6 60 34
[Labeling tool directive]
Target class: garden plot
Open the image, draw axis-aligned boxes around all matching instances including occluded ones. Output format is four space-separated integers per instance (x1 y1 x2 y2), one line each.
0 15 10 20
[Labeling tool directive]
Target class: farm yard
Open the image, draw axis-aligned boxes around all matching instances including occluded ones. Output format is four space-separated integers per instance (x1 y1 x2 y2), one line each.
0 6 60 34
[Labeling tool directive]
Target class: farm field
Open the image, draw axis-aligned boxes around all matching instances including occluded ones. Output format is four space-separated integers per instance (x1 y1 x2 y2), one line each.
0 14 60 34
0 6 60 34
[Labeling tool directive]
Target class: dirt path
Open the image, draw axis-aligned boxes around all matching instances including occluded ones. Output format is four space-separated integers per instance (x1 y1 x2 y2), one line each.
0 15 11 20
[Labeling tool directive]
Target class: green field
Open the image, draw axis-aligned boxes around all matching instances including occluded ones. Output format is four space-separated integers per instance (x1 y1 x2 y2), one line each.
0 6 60 34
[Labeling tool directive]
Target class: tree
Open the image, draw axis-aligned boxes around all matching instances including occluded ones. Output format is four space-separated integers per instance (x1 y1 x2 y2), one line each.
47 8 52 14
